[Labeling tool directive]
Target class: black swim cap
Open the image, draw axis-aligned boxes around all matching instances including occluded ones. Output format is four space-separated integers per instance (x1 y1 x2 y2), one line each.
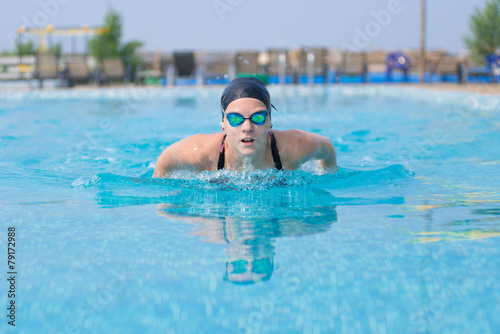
220 77 276 120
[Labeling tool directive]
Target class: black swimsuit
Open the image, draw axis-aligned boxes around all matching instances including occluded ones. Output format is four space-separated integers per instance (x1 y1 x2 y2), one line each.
217 131 283 170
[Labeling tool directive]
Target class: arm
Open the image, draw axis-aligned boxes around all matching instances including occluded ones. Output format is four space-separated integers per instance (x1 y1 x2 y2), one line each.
282 130 338 173
311 133 338 172
153 135 213 177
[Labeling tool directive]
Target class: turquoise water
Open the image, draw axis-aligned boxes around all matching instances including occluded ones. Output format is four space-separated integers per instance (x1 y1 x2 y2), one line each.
1 86 499 333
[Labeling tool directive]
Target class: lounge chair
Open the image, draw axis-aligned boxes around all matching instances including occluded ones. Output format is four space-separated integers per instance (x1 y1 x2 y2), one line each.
429 55 464 83
100 58 126 85
233 51 269 84
386 52 411 82
337 52 368 83
267 49 293 84
165 51 199 86
135 51 166 85
35 52 59 87
485 54 500 82
296 47 329 84
365 50 387 82
466 54 499 83
174 52 195 77
64 56 91 87
233 51 269 83
234 51 261 75
195 51 235 85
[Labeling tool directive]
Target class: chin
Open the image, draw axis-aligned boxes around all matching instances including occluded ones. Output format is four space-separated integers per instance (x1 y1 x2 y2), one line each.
239 147 256 156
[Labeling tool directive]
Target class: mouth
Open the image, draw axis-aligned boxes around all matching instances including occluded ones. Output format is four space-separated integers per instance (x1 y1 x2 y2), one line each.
241 138 254 145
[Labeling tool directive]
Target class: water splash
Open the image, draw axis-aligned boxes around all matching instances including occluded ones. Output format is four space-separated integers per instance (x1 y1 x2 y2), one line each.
71 163 413 192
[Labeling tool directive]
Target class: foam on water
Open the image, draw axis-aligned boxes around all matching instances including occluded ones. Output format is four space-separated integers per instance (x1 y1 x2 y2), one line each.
71 163 412 192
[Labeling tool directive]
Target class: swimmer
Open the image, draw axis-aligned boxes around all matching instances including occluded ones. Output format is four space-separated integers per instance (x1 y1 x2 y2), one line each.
153 77 337 177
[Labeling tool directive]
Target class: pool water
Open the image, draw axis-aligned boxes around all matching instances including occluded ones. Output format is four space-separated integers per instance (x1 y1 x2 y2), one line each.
1 85 499 333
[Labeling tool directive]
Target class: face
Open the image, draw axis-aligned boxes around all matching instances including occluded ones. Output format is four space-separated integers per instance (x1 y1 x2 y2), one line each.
223 98 271 157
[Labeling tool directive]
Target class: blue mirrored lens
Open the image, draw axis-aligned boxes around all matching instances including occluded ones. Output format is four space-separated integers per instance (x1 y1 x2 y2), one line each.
226 111 268 127
250 111 268 125
226 114 244 127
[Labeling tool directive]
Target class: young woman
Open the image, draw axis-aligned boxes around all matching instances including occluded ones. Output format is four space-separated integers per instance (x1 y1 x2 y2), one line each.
153 77 337 177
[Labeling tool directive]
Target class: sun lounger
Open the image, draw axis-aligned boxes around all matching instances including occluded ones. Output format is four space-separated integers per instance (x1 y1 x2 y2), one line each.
365 51 387 82
430 56 464 83
64 56 91 87
466 54 499 83
174 52 195 77
485 54 500 82
35 52 59 87
166 51 201 86
232 51 269 83
337 52 368 83
386 52 411 82
295 47 329 84
195 51 235 85
234 51 261 75
100 58 126 85
267 49 293 84
400 49 448 82
135 51 166 85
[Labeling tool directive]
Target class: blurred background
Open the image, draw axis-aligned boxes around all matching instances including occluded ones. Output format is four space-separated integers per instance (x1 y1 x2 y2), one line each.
1 0 499 86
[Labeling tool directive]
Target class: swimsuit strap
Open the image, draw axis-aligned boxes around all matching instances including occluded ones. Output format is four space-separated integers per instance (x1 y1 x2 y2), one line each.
268 130 283 170
217 135 227 170
217 131 282 170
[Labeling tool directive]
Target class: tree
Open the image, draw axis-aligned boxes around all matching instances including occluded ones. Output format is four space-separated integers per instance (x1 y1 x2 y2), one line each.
88 11 143 73
14 40 61 57
463 0 500 65
49 43 62 59
121 40 144 76
88 11 122 61
15 40 36 55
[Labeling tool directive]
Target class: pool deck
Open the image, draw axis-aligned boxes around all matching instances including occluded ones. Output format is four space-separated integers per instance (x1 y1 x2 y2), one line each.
2 82 500 96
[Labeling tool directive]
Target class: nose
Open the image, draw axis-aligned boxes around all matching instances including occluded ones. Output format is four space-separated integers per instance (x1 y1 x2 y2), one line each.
241 119 253 132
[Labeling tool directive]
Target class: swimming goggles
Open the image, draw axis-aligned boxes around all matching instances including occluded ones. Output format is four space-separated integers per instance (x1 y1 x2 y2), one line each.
225 111 268 127
226 258 273 275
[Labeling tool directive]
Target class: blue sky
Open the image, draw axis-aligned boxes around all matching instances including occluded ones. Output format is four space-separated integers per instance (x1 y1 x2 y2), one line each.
1 0 488 53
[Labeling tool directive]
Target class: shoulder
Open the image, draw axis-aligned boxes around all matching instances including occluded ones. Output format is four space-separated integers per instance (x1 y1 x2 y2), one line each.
153 133 225 177
272 129 336 170
174 133 224 150
273 129 328 150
